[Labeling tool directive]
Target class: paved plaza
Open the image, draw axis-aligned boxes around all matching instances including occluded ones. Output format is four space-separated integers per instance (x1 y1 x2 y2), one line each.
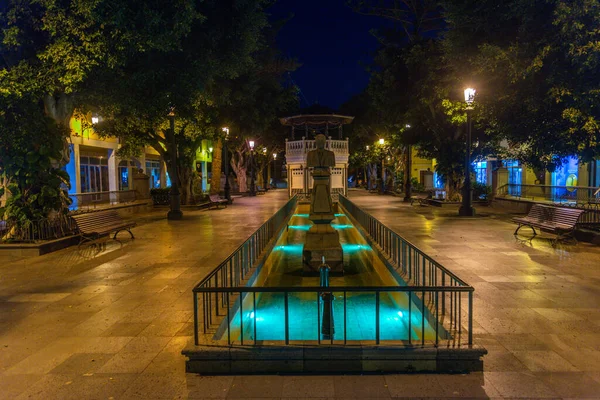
1 189 600 399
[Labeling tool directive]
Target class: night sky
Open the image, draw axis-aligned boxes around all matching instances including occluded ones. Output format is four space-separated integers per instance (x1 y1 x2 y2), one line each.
268 0 391 111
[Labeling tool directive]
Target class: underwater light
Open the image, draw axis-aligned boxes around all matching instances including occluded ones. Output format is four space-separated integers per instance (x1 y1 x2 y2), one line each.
397 311 403 318
250 312 254 318
274 244 304 253
293 213 310 218
334 213 345 217
288 225 311 231
341 243 372 253
331 224 352 230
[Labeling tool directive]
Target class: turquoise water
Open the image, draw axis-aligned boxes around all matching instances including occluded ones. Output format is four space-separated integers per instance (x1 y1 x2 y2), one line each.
219 207 442 342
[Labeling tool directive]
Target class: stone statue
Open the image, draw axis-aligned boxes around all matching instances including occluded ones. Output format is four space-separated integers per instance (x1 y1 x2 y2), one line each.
306 134 336 222
303 134 343 273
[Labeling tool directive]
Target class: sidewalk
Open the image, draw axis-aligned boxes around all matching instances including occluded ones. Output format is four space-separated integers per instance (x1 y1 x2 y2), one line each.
0 191 289 399
1 189 599 399
347 189 600 398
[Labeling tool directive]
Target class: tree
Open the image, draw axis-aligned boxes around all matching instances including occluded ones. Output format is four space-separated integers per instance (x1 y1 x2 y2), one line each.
441 0 600 175
87 0 279 203
1 0 198 138
0 94 71 237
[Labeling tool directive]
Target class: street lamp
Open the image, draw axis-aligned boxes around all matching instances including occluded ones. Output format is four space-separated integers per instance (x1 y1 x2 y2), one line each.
249 140 256 196
379 138 386 194
167 107 183 220
459 88 476 217
222 127 231 203
403 124 413 203
272 153 277 189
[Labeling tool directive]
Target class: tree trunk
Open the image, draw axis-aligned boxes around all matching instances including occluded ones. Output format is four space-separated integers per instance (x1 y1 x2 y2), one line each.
43 93 75 166
231 149 248 193
367 163 378 189
210 140 222 195
256 164 266 188
404 146 412 200
446 172 462 201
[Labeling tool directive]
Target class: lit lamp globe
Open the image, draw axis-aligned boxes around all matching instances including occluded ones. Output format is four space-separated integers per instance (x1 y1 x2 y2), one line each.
379 138 385 145
249 140 255 150
464 88 476 106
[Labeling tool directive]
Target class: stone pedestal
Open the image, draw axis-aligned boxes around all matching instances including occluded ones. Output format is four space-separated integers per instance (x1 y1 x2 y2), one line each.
303 224 343 274
133 170 150 199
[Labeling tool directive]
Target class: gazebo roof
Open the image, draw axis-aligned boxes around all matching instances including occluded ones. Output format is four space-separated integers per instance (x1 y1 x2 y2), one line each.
279 114 354 127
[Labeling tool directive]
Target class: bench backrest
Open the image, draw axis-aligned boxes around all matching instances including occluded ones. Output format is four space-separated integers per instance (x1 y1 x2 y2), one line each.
72 210 125 233
527 204 584 226
553 207 585 226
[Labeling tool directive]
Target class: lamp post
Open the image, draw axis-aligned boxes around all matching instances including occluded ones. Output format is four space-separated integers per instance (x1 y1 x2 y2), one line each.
403 124 412 203
379 138 386 194
365 145 370 190
272 153 277 189
167 107 183 220
222 128 231 203
459 88 476 217
249 140 256 196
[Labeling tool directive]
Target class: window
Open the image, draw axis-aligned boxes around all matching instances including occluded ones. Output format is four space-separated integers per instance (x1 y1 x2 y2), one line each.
505 160 522 196
146 160 162 188
80 156 109 193
474 161 487 184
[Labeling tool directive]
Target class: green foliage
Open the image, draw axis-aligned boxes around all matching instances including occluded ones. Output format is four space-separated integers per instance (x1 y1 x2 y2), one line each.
0 95 71 225
472 182 492 200
149 188 171 206
442 0 600 169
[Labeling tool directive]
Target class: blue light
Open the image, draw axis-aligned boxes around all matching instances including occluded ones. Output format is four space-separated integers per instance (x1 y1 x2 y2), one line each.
288 225 311 231
274 244 304 254
397 311 403 318
250 312 254 318
331 224 352 230
293 214 309 218
341 243 372 253
334 213 345 217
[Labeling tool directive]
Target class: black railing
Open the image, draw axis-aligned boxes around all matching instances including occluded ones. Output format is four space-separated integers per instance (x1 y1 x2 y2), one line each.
338 194 474 345
69 190 138 211
191 194 475 348
497 184 600 225
193 286 471 347
192 196 298 345
0 214 77 243
497 184 600 205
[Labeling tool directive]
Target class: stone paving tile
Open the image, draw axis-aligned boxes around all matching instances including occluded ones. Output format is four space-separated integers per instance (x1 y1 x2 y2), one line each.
535 371 600 398
227 375 285 398
333 375 391 398
484 371 559 398
510 350 580 372
281 375 335 398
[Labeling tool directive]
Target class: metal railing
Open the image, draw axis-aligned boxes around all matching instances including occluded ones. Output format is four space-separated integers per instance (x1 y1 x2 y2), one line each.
497 184 600 225
192 196 298 344
339 194 474 345
191 194 474 348
0 214 77 243
69 190 138 211
497 184 600 205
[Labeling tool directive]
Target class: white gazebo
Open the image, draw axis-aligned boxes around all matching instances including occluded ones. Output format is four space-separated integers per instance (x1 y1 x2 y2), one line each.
281 114 353 201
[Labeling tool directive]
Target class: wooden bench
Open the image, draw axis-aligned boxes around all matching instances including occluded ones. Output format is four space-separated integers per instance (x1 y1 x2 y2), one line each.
410 192 432 206
513 204 585 244
208 194 228 209
72 210 136 247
